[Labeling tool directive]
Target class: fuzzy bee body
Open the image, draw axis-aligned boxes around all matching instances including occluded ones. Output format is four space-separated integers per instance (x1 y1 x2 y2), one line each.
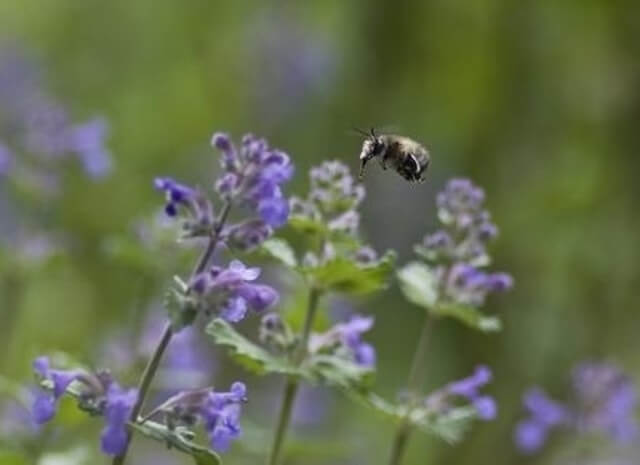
358 130 430 183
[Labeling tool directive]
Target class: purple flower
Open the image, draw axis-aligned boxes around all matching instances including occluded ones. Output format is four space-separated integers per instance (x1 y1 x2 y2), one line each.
423 365 497 421
447 365 492 398
445 263 513 307
31 356 78 424
0 399 40 437
68 118 112 179
158 382 247 453
418 178 510 281
310 314 377 368
153 177 212 223
201 383 246 452
572 362 639 443
100 384 138 456
515 419 548 454
515 362 637 455
190 260 278 323
210 133 294 228
0 143 13 175
226 219 273 251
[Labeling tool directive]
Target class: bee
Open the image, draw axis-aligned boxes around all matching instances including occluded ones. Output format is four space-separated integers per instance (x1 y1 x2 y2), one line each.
357 128 430 183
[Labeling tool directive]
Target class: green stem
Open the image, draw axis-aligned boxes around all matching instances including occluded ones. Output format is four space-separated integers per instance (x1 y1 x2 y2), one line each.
267 287 321 465
112 201 232 465
387 314 434 465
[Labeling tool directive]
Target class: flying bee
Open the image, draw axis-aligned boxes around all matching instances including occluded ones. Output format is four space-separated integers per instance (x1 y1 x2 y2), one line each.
356 128 430 183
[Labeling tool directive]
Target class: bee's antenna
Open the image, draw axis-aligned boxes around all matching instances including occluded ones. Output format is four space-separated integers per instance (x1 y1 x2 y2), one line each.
351 127 371 138
370 127 377 138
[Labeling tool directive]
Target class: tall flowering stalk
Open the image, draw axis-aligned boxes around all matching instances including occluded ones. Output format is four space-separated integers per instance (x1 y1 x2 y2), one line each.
387 178 513 465
202 160 394 464
27 131 291 464
111 132 292 464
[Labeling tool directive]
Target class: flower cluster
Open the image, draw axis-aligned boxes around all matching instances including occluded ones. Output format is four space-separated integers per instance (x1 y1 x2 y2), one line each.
212 132 294 227
426 365 497 421
154 132 293 250
515 362 639 454
291 160 365 235
0 45 112 186
417 178 513 306
31 356 138 456
190 259 279 323
290 160 381 267
150 382 247 452
309 315 377 368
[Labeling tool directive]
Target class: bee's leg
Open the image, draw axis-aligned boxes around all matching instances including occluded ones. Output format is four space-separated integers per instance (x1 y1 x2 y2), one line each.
380 152 390 170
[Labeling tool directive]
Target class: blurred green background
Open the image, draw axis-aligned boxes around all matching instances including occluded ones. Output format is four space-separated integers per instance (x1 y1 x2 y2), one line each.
1 1 640 464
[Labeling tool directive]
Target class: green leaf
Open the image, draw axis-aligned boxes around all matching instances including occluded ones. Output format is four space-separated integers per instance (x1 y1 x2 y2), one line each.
308 354 374 390
307 251 396 295
130 421 221 465
165 287 197 332
397 261 438 308
205 319 307 377
260 238 298 268
432 302 502 332
350 392 479 444
288 216 329 236
397 262 501 332
414 406 479 444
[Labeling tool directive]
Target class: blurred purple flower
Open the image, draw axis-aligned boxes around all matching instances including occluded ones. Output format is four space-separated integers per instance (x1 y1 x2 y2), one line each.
515 362 639 455
190 259 279 323
573 362 639 442
0 398 40 438
100 384 138 456
426 365 497 421
245 10 338 120
31 356 79 424
68 118 112 178
0 43 113 192
0 142 13 175
309 314 377 368
154 382 247 453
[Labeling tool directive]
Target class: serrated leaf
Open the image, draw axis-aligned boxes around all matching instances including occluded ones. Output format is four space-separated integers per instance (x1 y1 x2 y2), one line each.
432 302 502 332
261 238 298 268
205 319 307 377
130 421 221 465
308 354 374 390
307 251 396 295
397 261 439 309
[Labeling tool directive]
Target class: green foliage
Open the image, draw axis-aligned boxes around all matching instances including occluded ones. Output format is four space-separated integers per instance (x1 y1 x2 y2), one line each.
306 251 396 296
206 319 307 377
397 262 501 332
206 319 373 390
164 282 198 332
130 421 222 465
352 393 478 444
260 238 298 268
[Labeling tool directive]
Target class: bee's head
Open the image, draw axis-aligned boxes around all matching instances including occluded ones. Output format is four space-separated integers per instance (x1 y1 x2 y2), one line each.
358 128 384 180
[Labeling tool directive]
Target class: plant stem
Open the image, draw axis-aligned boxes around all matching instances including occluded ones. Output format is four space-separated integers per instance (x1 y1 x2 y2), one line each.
113 201 232 465
387 314 434 465
267 287 321 465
